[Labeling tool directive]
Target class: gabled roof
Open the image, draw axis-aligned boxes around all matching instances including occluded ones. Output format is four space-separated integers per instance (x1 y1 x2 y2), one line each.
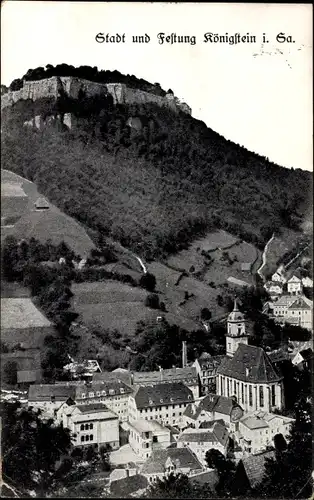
75 380 133 399
240 451 275 488
288 298 311 310
183 393 243 421
217 344 282 383
28 384 75 402
93 370 133 386
35 197 49 209
141 446 202 475
133 382 193 409
197 354 225 371
178 421 229 447
76 403 113 413
273 295 296 307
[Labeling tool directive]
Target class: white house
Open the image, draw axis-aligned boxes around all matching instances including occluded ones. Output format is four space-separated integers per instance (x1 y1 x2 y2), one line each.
237 410 294 455
285 297 313 330
272 295 297 318
56 402 120 449
128 382 194 427
128 419 171 460
271 267 287 284
176 421 229 466
302 276 313 288
287 275 303 295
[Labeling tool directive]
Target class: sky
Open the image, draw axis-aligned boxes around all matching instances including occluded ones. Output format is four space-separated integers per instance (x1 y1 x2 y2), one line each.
1 1 313 171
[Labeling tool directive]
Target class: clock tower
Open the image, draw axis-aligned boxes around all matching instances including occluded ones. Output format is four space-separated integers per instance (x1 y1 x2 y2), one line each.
226 299 249 357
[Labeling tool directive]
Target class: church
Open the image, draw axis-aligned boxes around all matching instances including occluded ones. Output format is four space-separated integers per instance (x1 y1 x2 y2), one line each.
216 300 285 413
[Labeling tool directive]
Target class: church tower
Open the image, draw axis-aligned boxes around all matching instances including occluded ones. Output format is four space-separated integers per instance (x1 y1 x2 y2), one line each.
226 299 249 357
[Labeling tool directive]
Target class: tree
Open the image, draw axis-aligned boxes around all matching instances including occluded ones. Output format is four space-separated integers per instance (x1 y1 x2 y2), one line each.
1 236 19 281
205 449 236 497
144 472 214 499
1 403 73 497
139 272 156 292
256 398 312 499
3 361 18 385
200 307 212 321
145 293 160 309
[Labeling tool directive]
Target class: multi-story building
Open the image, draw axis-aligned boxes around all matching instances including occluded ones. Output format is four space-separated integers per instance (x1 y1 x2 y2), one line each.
128 419 171 460
128 382 194 426
56 402 119 449
193 353 225 395
237 410 294 455
272 295 313 331
176 421 229 466
73 381 133 421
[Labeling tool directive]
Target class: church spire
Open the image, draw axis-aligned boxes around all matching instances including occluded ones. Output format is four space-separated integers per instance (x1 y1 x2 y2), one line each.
233 298 239 312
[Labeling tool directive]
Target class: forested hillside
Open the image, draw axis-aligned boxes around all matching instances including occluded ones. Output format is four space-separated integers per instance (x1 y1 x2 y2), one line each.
1 67 312 260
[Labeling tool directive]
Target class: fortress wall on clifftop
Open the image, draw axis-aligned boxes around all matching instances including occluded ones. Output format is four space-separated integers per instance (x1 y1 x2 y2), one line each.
1 76 191 114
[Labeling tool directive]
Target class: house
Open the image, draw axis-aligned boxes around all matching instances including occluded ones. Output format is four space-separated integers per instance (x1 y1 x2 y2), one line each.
217 344 284 413
1 298 55 349
292 348 313 370
264 281 283 297
287 274 303 295
109 467 137 484
1 349 42 386
233 450 275 492
128 419 171 460
237 410 294 455
285 297 312 330
271 266 286 284
130 366 199 400
34 197 49 210
128 382 194 426
140 446 203 484
182 393 244 430
176 420 229 466
193 353 225 395
302 276 313 288
28 384 76 414
73 380 133 421
56 402 119 449
272 294 298 318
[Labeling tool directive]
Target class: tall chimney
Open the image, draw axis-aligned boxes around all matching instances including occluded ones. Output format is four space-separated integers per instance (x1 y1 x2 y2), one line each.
159 366 163 382
182 341 187 368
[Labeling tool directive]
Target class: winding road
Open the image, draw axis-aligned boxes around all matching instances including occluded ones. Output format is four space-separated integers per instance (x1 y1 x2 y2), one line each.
256 233 275 283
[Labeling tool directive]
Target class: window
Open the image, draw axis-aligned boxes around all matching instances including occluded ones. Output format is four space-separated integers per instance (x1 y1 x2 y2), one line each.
271 386 276 406
90 423 93 430
89 392 94 398
249 386 253 406
90 434 93 440
238 327 242 335
259 387 264 407
96 391 100 397
153 436 158 443
81 436 85 442
241 383 244 403
228 343 231 351
80 424 84 430
81 393 86 399
85 435 89 441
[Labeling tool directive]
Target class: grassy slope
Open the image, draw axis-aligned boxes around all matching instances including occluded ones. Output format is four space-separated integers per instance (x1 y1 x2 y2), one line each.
1 169 95 258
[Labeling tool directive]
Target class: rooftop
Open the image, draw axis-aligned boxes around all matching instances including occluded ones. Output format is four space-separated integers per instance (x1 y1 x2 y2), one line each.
217 344 282 383
141 446 202 475
75 380 133 398
183 393 243 421
132 367 198 385
240 451 275 488
133 382 193 409
288 297 311 310
29 384 75 402
178 421 229 447
129 419 169 434
1 298 52 329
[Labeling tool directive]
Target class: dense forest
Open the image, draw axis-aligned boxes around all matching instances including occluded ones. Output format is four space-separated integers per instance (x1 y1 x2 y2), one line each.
1 66 312 260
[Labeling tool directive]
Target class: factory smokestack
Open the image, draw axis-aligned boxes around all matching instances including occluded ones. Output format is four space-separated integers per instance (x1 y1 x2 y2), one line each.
182 341 187 368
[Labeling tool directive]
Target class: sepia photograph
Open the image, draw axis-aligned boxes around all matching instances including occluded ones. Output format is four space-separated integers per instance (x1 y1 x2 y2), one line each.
0 1 313 498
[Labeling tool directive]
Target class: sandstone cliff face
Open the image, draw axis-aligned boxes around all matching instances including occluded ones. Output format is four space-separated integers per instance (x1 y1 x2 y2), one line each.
1 76 191 115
